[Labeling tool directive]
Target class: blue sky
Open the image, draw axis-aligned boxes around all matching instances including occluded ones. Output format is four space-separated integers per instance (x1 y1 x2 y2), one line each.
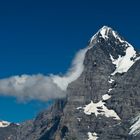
0 0 140 122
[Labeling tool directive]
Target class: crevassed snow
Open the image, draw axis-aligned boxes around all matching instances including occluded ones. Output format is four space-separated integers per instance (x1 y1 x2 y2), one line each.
110 45 137 75
0 121 10 128
83 100 120 120
102 94 111 101
129 115 140 136
88 132 98 140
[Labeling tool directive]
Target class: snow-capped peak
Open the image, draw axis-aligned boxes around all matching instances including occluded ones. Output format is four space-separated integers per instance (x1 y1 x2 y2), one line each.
90 25 118 44
90 25 112 43
0 121 10 128
89 26 140 75
99 26 111 39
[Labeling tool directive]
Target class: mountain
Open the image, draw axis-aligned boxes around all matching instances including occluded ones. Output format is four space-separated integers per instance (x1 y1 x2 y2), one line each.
0 26 140 140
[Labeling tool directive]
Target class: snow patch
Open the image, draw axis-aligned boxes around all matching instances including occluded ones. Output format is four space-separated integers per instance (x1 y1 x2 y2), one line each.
82 100 120 120
135 56 140 61
108 88 113 93
0 121 10 128
100 26 110 39
108 78 114 83
110 45 137 75
112 31 124 43
129 115 140 136
90 26 110 43
77 118 81 122
88 132 98 140
90 33 98 44
77 107 82 110
102 94 111 101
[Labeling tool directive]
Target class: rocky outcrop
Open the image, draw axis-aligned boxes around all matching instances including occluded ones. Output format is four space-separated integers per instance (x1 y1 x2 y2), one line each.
54 26 140 140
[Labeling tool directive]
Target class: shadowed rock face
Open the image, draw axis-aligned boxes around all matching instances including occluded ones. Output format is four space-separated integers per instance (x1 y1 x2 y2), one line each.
0 26 140 140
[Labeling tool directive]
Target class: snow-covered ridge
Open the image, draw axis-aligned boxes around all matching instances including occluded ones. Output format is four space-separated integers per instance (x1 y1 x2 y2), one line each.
103 26 140 75
0 121 10 128
62 24 138 91
100 26 110 39
90 26 111 43
52 26 114 91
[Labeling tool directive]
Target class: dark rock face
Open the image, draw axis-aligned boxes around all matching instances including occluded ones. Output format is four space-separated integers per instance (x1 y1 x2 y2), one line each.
0 99 66 140
0 123 18 140
0 26 140 140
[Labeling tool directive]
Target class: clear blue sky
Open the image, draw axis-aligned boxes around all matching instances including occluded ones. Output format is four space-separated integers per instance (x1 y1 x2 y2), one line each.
0 0 140 122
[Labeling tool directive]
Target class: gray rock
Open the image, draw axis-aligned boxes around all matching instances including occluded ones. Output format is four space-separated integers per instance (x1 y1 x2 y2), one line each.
0 26 140 140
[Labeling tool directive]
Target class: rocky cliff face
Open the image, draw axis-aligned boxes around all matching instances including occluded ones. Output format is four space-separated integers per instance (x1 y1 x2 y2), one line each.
1 26 140 140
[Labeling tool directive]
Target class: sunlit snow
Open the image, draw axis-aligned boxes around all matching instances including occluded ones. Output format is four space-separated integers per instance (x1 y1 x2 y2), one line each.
129 115 140 136
102 94 111 101
100 26 110 39
0 121 10 128
90 26 110 43
108 88 113 93
82 100 120 120
88 132 98 140
112 31 124 43
110 45 137 75
108 78 114 83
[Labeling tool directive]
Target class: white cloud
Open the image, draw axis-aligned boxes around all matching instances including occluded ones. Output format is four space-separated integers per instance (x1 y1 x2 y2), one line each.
0 47 90 102
52 48 89 90
0 74 65 101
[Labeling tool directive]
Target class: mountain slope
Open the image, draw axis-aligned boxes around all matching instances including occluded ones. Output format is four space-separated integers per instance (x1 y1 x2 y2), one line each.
0 26 140 140
53 26 140 140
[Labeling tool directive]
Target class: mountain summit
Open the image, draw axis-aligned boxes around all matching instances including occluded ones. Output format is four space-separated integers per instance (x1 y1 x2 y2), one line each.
0 26 140 140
